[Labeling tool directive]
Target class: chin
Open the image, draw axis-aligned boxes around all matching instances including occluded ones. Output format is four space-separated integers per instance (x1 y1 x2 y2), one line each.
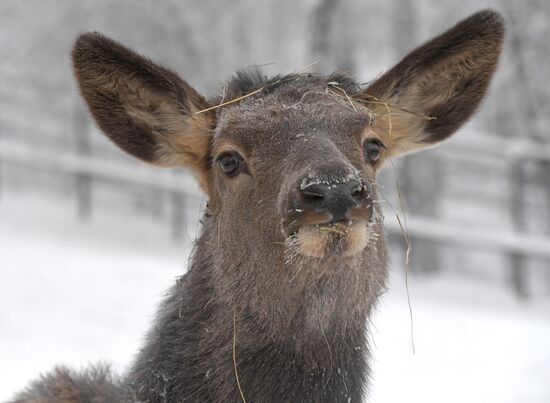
288 219 370 258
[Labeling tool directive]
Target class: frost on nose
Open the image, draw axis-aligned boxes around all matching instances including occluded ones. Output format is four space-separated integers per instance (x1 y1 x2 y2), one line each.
299 174 366 223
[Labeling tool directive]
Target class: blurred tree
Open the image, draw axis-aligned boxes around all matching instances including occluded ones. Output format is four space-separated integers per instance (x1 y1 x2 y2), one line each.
310 0 354 73
500 0 550 297
391 0 442 274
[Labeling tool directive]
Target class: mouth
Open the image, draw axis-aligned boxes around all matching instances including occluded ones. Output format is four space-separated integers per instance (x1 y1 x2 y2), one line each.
286 219 370 258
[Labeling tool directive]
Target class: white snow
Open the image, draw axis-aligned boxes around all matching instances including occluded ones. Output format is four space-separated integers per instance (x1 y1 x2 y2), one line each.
370 276 550 403
1 195 549 402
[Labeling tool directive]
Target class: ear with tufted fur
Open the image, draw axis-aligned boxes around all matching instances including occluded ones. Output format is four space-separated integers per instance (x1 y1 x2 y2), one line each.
363 10 504 158
72 32 215 191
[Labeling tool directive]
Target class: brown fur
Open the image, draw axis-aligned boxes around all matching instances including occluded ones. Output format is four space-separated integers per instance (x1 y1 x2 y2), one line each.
365 10 504 158
15 10 504 402
12 365 121 403
72 32 215 191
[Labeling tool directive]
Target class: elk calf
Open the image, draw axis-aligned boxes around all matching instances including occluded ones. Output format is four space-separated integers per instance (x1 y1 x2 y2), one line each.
14 10 503 403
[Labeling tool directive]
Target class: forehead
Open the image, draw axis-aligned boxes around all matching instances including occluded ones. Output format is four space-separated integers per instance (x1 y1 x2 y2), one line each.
212 71 373 152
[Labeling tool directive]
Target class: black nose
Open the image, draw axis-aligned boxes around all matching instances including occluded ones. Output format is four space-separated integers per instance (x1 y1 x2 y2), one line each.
300 178 366 222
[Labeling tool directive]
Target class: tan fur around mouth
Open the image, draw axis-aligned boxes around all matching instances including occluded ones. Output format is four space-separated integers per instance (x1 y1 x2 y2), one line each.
292 220 369 258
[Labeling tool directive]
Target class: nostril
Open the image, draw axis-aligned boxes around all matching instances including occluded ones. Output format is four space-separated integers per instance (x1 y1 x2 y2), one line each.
301 184 325 203
351 184 365 199
303 192 324 202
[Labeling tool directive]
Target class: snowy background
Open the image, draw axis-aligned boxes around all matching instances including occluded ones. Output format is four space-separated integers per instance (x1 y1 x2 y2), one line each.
1 1 550 402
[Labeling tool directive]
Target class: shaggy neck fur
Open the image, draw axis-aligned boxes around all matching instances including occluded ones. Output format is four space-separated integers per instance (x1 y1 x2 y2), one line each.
124 207 388 402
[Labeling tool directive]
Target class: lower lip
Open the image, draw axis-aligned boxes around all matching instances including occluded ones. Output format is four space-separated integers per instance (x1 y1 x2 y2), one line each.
289 219 369 258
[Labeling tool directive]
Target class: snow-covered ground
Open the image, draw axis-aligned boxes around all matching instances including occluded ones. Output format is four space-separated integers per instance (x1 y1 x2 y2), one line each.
1 195 549 402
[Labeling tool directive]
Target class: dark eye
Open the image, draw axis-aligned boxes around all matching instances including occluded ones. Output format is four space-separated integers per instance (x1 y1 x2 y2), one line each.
217 152 244 177
363 138 385 164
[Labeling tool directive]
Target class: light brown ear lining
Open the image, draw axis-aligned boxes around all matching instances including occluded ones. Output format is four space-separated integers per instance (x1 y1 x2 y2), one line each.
362 99 431 159
122 94 213 167
73 32 216 194
145 99 215 193
152 105 215 193
102 70 214 169
362 10 504 157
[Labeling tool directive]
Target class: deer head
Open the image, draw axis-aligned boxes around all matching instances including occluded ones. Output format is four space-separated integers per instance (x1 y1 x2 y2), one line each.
72 10 503 338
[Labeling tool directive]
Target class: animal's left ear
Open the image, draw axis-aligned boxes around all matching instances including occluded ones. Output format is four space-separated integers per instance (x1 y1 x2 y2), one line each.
362 10 504 157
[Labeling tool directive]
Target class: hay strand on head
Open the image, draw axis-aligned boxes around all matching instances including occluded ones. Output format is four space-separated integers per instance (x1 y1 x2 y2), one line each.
195 61 319 115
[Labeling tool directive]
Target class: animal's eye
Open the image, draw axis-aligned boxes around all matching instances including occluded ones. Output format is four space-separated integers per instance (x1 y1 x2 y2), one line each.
217 152 244 177
363 138 386 164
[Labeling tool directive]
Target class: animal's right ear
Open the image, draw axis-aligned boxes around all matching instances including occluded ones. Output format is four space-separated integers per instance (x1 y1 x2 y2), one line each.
72 32 215 192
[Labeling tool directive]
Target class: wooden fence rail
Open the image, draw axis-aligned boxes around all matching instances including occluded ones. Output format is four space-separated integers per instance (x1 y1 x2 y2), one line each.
1 134 550 297
0 140 199 194
384 214 550 260
0 140 201 238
